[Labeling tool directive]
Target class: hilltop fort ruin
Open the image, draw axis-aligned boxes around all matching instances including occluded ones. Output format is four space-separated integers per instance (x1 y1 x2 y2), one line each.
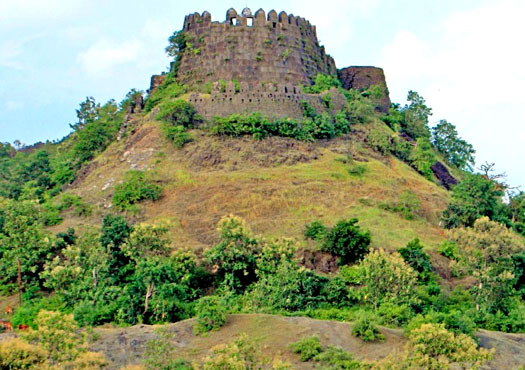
150 8 390 120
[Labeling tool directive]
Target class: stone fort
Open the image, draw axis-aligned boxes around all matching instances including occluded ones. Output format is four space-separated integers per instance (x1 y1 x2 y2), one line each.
150 8 390 120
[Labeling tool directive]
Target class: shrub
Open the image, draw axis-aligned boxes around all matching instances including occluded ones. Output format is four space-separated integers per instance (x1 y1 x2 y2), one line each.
384 323 493 369
244 262 329 312
438 240 458 260
303 73 341 94
194 296 227 334
398 238 432 275
367 128 392 155
0 338 47 369
322 219 371 265
312 345 363 369
156 99 198 128
163 124 193 148
112 170 162 211
377 303 414 327
352 314 385 342
203 334 264 370
409 137 436 179
289 336 323 361
143 327 191 370
304 220 327 241
360 249 418 308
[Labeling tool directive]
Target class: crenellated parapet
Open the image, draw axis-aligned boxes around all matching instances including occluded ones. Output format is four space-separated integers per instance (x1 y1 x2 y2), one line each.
175 8 336 89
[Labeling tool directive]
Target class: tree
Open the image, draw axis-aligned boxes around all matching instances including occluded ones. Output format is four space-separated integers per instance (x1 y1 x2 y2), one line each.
409 138 436 179
360 248 418 308
0 199 54 291
432 120 475 171
402 91 432 139
204 215 260 291
451 217 523 313
71 96 100 131
100 214 133 278
442 173 505 228
321 218 371 265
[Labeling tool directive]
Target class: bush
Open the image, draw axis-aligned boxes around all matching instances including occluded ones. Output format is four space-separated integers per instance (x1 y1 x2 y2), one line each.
377 303 414 327
312 346 363 369
156 99 198 128
112 170 162 211
304 220 327 241
210 111 350 142
360 249 418 308
244 261 329 312
410 138 436 179
144 327 191 370
383 323 493 369
438 240 458 260
194 296 227 334
398 238 432 276
0 338 47 369
352 314 385 342
367 128 392 155
322 219 371 265
163 124 193 148
202 334 272 370
289 336 323 361
303 73 341 94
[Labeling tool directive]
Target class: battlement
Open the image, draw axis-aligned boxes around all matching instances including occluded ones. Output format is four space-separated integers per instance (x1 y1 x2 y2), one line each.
175 8 336 88
183 8 318 38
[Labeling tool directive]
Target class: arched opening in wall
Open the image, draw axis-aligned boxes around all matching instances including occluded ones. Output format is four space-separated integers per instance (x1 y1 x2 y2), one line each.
272 22 277 28
293 87 296 93
231 17 238 25
247 18 253 27
187 23 191 29
284 86 288 93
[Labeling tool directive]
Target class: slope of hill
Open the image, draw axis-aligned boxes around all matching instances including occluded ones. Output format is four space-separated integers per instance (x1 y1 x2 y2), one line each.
87 314 525 369
50 112 449 257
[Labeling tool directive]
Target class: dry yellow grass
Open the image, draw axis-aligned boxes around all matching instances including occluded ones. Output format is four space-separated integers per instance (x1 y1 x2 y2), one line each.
50 118 449 255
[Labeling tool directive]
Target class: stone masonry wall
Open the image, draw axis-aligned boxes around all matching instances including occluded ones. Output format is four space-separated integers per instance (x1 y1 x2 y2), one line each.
338 66 391 113
176 8 337 88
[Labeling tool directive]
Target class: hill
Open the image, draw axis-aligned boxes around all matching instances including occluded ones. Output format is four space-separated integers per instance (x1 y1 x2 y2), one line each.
90 314 525 369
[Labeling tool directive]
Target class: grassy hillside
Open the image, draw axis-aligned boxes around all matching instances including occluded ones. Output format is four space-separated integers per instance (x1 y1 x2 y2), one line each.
87 314 525 370
51 113 449 256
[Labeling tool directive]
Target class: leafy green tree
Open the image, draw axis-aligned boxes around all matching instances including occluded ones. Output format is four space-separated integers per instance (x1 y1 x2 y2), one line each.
321 218 371 265
508 191 525 236
442 173 505 228
70 96 99 130
402 91 432 139
100 214 133 277
204 215 260 291
451 217 523 314
0 199 54 291
399 238 433 277
360 248 418 308
410 137 436 179
73 99 121 163
244 261 329 312
432 120 475 171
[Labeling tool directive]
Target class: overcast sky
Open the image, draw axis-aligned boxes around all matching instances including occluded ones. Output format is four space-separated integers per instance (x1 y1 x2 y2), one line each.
1 0 523 187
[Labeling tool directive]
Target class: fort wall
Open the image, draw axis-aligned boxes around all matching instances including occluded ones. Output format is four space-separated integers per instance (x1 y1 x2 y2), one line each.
175 8 337 88
338 66 391 113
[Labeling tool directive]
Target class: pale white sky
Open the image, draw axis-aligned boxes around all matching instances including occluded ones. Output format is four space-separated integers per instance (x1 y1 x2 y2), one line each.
0 0 523 187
